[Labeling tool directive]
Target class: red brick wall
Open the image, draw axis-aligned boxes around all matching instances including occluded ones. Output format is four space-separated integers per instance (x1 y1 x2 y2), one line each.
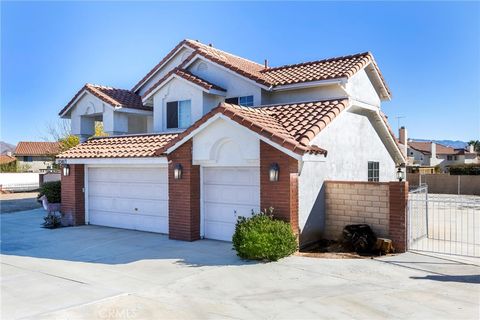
60 164 85 225
389 181 409 252
167 140 200 241
260 141 299 232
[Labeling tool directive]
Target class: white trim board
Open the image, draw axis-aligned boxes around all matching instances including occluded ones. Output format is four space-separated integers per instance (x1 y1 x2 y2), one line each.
58 157 168 165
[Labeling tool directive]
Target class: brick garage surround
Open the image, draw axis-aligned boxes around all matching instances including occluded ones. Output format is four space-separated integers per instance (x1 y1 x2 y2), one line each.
60 164 85 225
260 141 299 233
167 140 201 241
324 180 409 252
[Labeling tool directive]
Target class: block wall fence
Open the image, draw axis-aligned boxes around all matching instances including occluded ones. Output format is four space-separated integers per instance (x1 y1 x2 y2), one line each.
324 180 408 252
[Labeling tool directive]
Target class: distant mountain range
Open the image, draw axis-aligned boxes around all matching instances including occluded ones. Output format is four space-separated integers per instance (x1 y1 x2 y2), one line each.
0 141 16 155
411 139 468 149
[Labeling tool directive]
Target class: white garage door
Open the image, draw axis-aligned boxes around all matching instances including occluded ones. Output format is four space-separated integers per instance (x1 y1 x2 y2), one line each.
203 167 260 241
87 166 168 233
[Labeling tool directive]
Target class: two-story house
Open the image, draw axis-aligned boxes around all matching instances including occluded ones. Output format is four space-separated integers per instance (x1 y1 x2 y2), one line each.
397 127 479 173
57 39 404 246
14 142 61 172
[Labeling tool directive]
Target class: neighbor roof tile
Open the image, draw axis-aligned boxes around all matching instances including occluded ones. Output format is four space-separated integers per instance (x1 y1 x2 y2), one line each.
15 142 62 156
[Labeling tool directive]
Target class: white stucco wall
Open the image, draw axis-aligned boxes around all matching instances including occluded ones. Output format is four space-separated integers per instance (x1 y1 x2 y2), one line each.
152 77 204 132
345 68 381 107
188 59 262 106
262 84 346 106
137 47 195 96
192 118 259 166
298 109 397 245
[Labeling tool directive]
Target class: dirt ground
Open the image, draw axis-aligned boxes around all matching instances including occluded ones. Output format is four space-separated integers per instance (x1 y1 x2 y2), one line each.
0 192 42 213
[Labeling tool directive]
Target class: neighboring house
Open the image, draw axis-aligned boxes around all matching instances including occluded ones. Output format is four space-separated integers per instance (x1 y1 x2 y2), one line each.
0 154 16 172
397 127 479 173
57 39 404 246
14 142 62 172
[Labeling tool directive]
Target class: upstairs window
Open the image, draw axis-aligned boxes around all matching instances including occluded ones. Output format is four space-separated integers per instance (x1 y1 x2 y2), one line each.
368 161 379 182
167 100 191 129
225 95 254 107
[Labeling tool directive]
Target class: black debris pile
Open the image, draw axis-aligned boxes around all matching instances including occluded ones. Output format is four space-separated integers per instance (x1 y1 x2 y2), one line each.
343 224 377 254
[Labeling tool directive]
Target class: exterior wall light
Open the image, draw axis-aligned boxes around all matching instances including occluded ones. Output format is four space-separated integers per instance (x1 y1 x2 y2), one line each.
269 163 280 182
62 164 70 177
174 163 183 180
396 164 405 182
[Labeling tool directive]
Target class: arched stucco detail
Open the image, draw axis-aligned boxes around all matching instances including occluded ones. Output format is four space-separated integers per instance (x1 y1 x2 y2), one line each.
192 118 259 166
209 137 244 164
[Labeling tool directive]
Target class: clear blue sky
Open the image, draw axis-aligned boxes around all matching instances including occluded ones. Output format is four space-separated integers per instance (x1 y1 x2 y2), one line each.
1 1 479 145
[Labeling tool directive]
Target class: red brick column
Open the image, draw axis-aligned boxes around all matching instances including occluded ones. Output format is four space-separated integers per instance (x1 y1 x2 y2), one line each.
260 141 299 233
167 140 200 241
389 181 409 252
61 164 85 225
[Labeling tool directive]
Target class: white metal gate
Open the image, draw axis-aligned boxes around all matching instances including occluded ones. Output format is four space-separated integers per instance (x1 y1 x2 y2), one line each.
408 185 480 257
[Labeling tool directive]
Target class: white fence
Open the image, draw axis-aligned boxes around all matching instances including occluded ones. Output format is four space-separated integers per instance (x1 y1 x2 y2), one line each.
408 185 480 257
0 172 60 192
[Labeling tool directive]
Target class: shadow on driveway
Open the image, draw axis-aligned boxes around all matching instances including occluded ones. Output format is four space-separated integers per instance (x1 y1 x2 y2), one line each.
1 209 255 267
410 274 480 284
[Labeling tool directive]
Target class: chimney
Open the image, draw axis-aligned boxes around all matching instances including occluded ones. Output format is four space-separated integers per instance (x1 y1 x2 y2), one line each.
468 144 475 153
264 59 268 69
399 126 408 157
430 142 437 161
6 151 12 157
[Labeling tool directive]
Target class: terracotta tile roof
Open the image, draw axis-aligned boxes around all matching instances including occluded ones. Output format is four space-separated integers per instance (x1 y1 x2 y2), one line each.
0 155 16 165
58 99 349 159
261 52 387 89
142 67 226 99
133 39 390 96
59 84 151 116
57 134 178 159
409 141 463 155
14 142 61 156
156 98 350 156
174 69 226 92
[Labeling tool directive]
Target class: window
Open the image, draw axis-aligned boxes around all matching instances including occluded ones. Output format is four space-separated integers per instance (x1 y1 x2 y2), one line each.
166 100 191 129
225 95 254 107
447 155 452 161
368 161 379 182
23 156 32 162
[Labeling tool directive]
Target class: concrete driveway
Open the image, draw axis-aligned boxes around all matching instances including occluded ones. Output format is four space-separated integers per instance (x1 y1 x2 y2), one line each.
1 209 479 320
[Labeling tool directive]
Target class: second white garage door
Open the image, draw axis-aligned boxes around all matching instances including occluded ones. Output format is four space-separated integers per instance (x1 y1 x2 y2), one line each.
203 167 260 241
87 166 168 233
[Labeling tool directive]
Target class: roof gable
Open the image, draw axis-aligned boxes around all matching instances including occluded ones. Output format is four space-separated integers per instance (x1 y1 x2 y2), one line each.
156 98 351 157
142 67 226 101
132 39 391 99
59 84 150 117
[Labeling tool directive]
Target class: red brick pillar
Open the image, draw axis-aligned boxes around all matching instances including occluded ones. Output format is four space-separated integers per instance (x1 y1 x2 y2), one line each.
260 141 299 233
167 140 200 241
389 181 409 252
61 164 85 225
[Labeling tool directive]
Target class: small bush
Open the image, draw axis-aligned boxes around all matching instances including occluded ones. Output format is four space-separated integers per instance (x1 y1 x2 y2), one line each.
38 181 61 203
232 208 297 261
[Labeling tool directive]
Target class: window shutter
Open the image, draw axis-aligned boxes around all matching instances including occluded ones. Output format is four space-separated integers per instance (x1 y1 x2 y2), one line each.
166 101 178 129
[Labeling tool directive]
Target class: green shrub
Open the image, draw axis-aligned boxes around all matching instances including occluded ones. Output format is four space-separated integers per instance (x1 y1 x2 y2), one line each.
38 181 61 203
232 208 297 261
448 164 480 175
